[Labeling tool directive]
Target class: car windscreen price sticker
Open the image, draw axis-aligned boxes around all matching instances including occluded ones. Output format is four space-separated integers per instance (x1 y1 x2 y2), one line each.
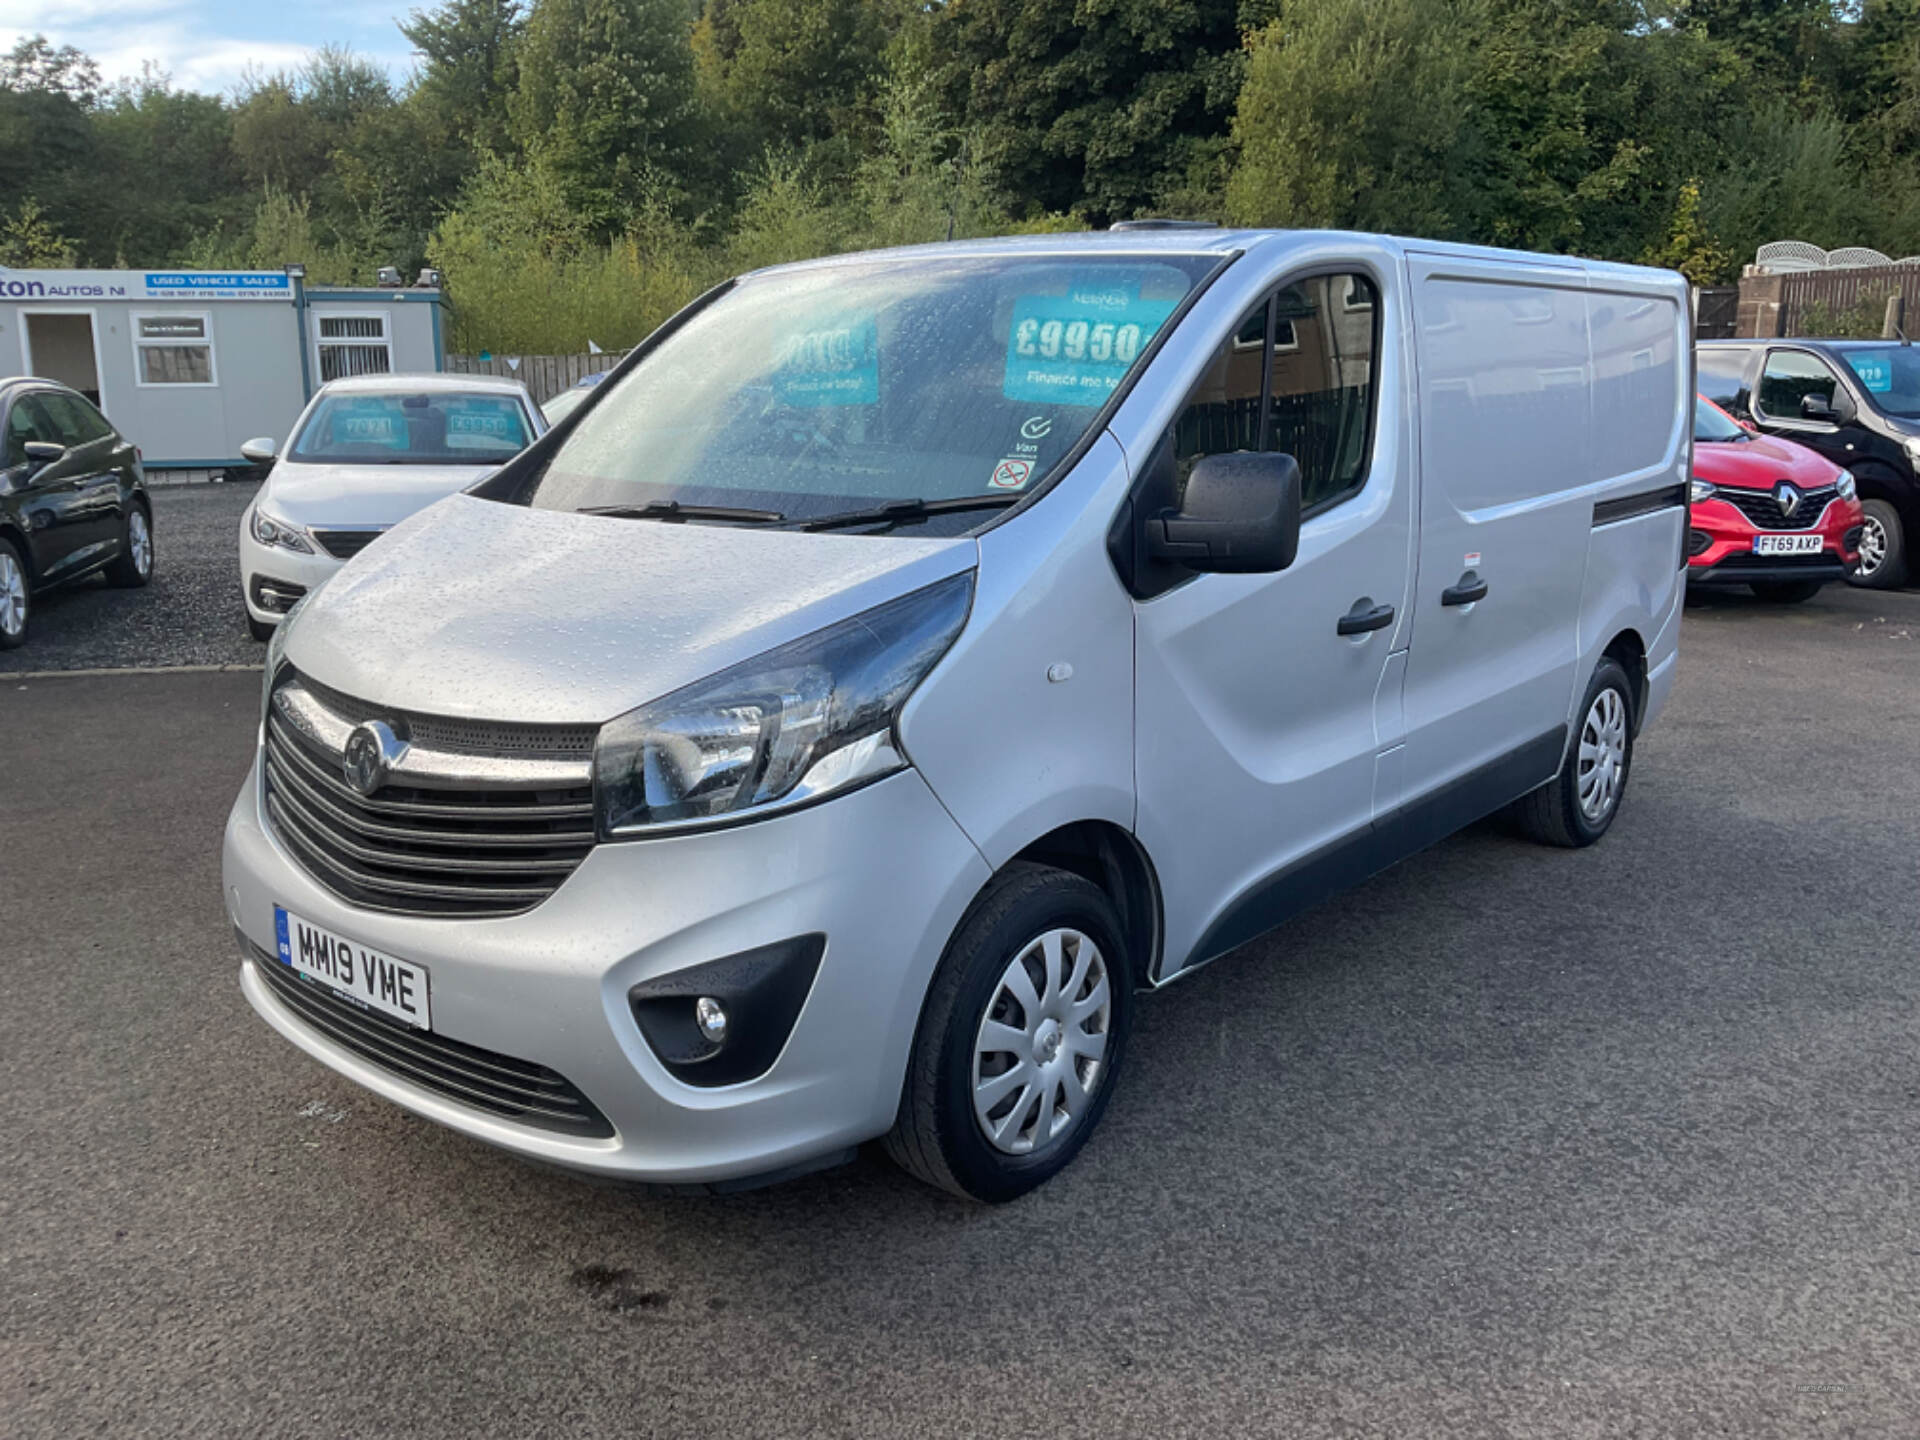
1847 353 1894 393
774 314 880 408
1003 282 1178 405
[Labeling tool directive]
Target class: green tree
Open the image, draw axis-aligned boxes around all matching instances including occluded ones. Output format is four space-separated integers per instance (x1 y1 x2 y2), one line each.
0 197 79 265
1227 0 1471 235
510 0 704 222
930 0 1243 224
401 0 524 154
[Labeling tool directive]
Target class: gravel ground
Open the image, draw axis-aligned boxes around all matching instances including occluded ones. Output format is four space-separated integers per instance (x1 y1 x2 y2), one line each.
0 480 262 672
6 583 1920 1438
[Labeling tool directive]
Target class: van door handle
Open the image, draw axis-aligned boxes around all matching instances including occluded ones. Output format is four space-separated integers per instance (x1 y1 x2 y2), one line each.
1337 600 1396 636
1441 571 1488 606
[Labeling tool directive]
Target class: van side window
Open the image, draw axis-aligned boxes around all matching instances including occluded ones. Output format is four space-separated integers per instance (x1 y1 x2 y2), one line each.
1171 304 1268 488
1756 351 1840 419
1272 272 1378 512
1169 272 1381 511
1696 349 1749 410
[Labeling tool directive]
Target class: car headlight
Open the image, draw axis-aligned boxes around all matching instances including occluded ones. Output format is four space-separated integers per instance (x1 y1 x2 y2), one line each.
1689 477 1716 502
1905 438 1920 466
250 506 312 554
1835 468 1857 501
593 572 974 837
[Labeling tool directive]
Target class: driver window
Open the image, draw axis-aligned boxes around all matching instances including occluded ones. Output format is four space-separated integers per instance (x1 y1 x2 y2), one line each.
4 396 55 468
1171 304 1269 489
1757 351 1840 420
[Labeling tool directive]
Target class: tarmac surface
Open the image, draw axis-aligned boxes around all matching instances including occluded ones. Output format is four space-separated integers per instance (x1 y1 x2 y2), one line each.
4 581 1918 1437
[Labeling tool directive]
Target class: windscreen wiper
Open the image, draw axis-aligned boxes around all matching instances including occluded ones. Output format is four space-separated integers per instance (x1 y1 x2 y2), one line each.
580 500 786 524
788 494 1025 533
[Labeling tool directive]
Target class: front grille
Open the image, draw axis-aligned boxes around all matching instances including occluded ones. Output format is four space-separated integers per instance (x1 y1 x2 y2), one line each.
298 673 596 759
249 940 614 1138
262 676 598 919
311 528 388 561
1715 485 1836 531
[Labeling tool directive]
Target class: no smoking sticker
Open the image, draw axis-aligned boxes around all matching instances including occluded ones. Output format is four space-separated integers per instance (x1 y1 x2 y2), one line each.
988 457 1035 491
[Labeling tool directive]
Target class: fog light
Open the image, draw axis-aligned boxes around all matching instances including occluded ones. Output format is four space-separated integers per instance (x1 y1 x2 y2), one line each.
695 996 729 1045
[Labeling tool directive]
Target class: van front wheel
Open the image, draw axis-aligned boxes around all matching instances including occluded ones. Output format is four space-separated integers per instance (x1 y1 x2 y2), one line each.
1506 657 1635 849
885 863 1132 1203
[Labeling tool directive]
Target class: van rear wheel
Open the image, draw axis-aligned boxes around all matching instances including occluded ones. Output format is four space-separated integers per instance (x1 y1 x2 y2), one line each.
1506 657 1634 848
885 863 1132 1203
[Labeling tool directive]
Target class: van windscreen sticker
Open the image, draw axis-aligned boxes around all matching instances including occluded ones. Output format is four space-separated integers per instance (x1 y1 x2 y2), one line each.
774 314 879 408
1003 277 1178 405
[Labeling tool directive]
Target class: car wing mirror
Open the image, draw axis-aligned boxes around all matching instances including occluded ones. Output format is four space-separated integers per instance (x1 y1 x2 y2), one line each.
22 440 65 470
1146 451 1302 573
240 437 278 465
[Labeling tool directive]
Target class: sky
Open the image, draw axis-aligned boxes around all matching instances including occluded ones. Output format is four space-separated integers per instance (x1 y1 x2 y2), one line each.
0 0 417 96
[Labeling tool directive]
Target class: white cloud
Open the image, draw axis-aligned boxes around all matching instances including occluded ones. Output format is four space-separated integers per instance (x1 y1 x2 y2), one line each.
0 2 413 96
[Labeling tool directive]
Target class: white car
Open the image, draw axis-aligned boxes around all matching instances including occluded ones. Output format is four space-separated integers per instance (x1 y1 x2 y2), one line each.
238 374 545 639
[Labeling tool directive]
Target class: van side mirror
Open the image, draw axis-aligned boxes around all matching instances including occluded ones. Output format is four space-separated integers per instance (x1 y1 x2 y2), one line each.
1146 452 1302 573
240 437 278 464
22 440 65 470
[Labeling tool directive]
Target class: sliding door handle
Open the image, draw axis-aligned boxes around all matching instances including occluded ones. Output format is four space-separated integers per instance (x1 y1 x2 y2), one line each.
1337 600 1396 636
1441 571 1488 606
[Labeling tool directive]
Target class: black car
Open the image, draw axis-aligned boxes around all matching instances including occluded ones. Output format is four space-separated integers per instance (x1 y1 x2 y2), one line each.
0 378 152 648
1697 338 1920 589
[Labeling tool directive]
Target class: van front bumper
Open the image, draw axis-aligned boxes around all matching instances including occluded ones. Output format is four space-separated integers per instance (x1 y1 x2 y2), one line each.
222 753 990 1185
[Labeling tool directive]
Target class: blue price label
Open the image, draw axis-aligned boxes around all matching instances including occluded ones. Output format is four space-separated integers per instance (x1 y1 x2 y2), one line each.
1848 354 1893 393
774 315 879 408
1003 283 1177 405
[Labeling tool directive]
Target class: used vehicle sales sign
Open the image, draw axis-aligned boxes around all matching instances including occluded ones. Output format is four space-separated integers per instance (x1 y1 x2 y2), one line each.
0 268 292 301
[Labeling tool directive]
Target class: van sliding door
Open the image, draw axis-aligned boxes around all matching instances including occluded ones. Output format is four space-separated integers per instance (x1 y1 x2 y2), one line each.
1396 256 1593 834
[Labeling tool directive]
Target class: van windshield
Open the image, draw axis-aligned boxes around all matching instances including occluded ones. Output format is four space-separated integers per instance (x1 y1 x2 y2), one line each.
1838 345 1920 418
517 253 1220 529
289 391 533 466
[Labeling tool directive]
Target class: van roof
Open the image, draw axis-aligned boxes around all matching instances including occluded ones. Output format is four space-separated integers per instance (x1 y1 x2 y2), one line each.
748 229 1686 283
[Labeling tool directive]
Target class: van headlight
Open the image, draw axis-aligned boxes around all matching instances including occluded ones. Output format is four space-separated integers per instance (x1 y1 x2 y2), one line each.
593 572 974 837
250 506 313 554
1835 468 1857 501
260 595 305 725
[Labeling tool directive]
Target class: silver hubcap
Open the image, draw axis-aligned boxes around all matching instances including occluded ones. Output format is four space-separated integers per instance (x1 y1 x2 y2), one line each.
1577 687 1628 823
129 510 151 574
0 552 23 636
1858 514 1886 576
972 927 1111 1155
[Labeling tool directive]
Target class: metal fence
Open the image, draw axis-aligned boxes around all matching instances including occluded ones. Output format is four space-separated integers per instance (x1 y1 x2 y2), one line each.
443 351 629 405
1780 265 1920 337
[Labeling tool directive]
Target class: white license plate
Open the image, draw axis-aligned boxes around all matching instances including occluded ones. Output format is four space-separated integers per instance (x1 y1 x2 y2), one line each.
274 906 431 1030
1752 533 1823 556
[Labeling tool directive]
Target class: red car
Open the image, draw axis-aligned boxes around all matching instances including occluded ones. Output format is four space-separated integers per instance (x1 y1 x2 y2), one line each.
1688 395 1863 602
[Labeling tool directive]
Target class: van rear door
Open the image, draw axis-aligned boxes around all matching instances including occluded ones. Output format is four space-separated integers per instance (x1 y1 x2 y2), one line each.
1397 256 1595 832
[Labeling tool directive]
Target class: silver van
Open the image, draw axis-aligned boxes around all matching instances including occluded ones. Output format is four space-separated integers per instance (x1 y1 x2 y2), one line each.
222 230 1690 1201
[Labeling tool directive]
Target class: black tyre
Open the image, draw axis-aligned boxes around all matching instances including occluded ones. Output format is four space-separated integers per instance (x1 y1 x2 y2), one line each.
1850 498 1907 590
1507 657 1634 849
885 862 1133 1202
247 614 275 643
0 536 27 649
104 501 153 588
1749 579 1822 604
